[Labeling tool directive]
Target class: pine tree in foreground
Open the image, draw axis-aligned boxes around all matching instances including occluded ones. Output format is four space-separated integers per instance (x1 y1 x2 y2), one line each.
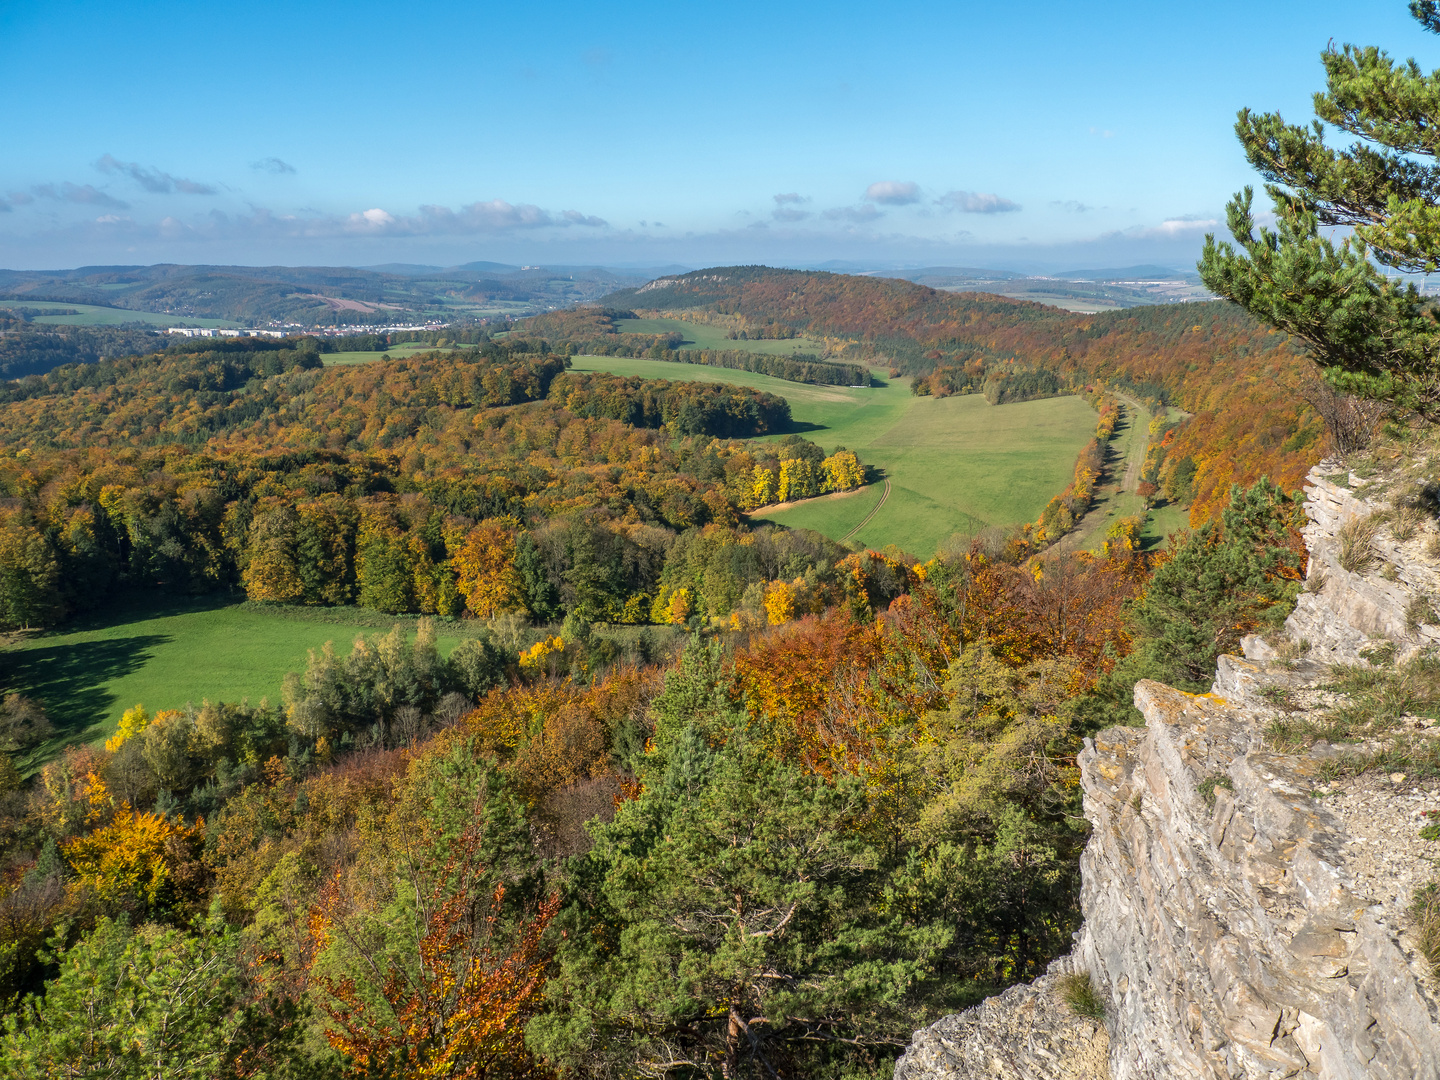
1200 1 1440 417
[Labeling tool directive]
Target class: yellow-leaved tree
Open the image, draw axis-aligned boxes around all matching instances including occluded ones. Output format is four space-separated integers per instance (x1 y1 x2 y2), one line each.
64 804 206 913
451 518 524 618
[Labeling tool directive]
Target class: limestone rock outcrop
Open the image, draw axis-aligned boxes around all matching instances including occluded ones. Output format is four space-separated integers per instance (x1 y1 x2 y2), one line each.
894 955 1108 1080
1072 679 1438 1079
896 462 1440 1079
1286 464 1440 664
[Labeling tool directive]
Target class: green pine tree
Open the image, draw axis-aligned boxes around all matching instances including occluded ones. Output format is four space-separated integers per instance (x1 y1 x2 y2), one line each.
1078 480 1304 725
1199 1 1440 416
527 723 952 1079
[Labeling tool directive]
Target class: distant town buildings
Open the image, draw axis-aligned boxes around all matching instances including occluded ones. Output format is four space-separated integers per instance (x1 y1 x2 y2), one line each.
167 322 448 338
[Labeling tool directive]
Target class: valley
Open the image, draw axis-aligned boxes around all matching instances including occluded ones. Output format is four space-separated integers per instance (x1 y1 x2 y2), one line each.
572 354 1112 556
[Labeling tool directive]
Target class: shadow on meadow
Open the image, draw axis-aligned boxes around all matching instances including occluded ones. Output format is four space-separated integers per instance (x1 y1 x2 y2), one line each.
2 633 172 755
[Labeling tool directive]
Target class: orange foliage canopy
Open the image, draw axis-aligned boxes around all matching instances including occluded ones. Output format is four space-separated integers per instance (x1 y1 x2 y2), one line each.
731 545 1150 781
308 814 559 1080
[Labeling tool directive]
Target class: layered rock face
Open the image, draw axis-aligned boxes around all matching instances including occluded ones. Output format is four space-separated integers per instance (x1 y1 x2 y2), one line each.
894 955 1108 1080
897 464 1440 1079
1285 466 1440 664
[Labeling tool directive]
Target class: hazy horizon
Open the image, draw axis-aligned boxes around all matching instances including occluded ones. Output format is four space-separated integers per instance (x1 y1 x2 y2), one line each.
4 1 1430 273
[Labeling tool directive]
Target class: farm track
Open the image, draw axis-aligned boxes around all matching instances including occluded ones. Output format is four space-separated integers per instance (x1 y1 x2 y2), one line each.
1053 395 1146 555
840 477 891 542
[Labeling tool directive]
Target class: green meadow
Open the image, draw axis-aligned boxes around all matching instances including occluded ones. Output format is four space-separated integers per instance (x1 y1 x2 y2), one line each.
569 355 1098 557
0 299 240 328
321 342 461 365
0 594 482 766
614 316 830 355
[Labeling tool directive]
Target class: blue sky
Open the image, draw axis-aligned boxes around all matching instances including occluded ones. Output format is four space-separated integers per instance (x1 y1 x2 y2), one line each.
0 0 1431 272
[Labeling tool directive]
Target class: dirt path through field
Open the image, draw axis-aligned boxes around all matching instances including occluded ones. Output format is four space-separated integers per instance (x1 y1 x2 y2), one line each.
1118 394 1150 493
1052 394 1147 554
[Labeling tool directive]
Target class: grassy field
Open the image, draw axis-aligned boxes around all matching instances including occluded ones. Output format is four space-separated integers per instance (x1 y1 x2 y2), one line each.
571 356 1096 556
321 343 461 365
0 299 240 329
758 394 1099 554
0 594 483 767
615 316 830 356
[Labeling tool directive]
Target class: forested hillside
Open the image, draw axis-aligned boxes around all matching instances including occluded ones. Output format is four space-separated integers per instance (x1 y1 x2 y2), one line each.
0 264 1320 1079
577 267 1320 522
0 262 665 325
0 314 166 380
0 337 869 633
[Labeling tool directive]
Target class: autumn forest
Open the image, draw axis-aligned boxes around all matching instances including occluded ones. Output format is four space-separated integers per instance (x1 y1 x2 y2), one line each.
0 267 1318 1078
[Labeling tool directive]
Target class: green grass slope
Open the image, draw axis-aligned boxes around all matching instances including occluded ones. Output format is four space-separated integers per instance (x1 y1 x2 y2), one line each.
570 355 1096 557
613 316 830 356
1 594 479 767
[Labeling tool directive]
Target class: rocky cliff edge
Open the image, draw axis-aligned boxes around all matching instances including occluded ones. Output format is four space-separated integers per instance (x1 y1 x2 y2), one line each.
896 463 1440 1079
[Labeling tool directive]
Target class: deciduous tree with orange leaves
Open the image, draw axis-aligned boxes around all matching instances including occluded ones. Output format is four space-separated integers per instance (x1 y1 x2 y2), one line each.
308 806 559 1079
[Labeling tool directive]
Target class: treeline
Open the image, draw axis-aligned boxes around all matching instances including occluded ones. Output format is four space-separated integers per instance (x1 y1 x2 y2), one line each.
0 343 869 631
0 478 1306 1076
649 346 869 387
0 319 168 380
0 317 509 390
911 358 1064 404
518 307 871 386
551 370 791 437
0 340 792 448
1027 397 1122 549
581 268 1324 521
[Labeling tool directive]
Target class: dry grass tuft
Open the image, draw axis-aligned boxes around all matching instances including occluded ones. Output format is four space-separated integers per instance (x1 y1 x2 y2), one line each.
1389 502 1429 543
1057 971 1107 1021
1411 883 1440 979
1339 515 1383 574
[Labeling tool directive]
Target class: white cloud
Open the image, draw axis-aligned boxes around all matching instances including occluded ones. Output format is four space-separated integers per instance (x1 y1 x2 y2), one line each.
937 190 1021 214
353 208 396 228
865 180 921 205
252 157 297 175
96 198 616 244
1143 215 1219 237
773 192 809 205
96 154 216 195
1052 200 1093 213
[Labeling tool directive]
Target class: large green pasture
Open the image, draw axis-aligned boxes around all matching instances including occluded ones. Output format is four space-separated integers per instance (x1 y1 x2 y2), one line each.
0 299 240 329
0 594 478 766
615 317 830 356
570 355 1097 557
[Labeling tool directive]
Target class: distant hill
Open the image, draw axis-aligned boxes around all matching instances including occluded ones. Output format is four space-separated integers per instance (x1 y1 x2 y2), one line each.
579 265 1316 522
1054 265 1198 281
0 262 666 327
